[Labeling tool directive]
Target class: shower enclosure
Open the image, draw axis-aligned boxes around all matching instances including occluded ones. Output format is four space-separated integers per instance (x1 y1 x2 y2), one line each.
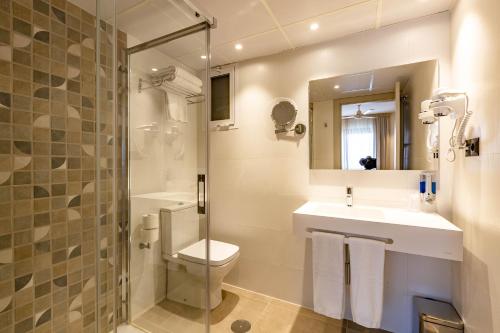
122 3 214 333
103 0 214 332
124 12 213 333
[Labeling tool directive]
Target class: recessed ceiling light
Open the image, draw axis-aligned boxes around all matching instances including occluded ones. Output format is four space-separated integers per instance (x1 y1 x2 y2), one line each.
201 55 207 59
235 43 243 50
334 85 340 89
310 23 319 31
151 68 158 72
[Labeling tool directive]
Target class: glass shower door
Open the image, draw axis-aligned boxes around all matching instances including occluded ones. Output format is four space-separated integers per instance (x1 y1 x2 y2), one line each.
123 13 212 333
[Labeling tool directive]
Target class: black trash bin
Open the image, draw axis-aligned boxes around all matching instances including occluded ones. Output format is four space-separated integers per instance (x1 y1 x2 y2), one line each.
414 296 464 333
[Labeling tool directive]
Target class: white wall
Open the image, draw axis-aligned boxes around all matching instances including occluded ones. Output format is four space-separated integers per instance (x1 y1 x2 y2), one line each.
128 35 201 196
210 13 453 332
449 1 500 332
312 100 335 169
402 60 439 171
129 68 165 195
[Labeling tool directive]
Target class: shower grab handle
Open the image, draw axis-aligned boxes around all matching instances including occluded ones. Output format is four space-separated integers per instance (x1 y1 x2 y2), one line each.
197 174 206 214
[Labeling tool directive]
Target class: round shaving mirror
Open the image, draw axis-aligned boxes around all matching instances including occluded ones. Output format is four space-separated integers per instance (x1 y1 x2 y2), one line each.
271 99 297 132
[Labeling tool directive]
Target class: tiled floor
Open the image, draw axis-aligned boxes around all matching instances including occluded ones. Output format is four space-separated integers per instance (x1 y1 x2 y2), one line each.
117 324 146 333
132 284 391 333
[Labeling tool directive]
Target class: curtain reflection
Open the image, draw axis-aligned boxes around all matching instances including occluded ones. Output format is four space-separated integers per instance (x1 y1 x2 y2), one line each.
341 118 377 170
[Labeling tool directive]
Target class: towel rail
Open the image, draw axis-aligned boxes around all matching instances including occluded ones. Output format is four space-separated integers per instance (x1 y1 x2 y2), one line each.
306 228 394 245
138 78 203 99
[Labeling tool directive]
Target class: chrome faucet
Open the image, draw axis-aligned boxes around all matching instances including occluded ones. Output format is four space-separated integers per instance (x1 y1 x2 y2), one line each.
346 186 353 207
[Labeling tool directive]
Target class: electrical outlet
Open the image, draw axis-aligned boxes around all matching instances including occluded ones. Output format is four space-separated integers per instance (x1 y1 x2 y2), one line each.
465 138 480 157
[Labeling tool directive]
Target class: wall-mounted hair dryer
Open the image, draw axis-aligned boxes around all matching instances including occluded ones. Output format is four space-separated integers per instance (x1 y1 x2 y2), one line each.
420 88 474 162
418 100 439 163
418 100 437 124
429 88 468 118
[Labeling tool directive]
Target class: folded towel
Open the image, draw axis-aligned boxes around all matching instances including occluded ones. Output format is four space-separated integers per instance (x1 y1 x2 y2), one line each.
163 65 203 88
312 232 345 319
349 237 386 329
161 81 197 98
152 66 203 97
165 75 202 96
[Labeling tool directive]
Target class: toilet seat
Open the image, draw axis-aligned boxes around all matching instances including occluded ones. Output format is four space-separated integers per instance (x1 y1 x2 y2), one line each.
178 239 239 266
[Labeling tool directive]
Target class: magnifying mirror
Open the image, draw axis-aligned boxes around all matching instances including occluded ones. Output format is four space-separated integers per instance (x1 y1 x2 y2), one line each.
271 100 297 132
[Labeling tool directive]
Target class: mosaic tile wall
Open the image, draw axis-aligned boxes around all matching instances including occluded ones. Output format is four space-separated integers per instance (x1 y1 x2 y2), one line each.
0 0 128 332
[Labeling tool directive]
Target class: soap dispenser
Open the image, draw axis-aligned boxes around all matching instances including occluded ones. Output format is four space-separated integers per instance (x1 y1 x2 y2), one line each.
419 171 436 202
346 186 353 207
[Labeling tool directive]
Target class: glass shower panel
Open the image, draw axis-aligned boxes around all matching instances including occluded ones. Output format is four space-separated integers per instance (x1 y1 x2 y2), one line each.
116 19 130 333
95 0 120 332
122 9 211 333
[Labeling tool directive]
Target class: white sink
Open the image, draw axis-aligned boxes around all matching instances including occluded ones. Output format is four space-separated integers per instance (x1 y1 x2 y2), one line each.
293 201 463 261
310 203 385 220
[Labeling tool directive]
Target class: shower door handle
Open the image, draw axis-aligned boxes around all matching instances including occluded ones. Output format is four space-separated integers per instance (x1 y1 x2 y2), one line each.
197 174 206 214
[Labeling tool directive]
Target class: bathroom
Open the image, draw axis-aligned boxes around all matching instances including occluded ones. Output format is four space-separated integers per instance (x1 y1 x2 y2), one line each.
0 0 499 332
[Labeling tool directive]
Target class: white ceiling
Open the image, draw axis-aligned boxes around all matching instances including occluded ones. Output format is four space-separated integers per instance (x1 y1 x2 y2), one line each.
342 101 395 116
309 60 437 102
188 0 455 69
69 0 454 71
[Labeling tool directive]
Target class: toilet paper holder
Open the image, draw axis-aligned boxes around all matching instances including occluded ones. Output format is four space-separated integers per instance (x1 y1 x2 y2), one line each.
139 213 159 250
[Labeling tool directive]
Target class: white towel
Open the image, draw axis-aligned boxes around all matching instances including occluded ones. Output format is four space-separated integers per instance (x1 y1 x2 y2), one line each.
153 66 203 96
165 75 202 96
312 232 345 319
163 65 203 88
349 237 386 329
165 91 187 123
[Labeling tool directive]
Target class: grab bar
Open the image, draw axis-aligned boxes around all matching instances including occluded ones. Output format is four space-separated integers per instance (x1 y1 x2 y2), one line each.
306 228 394 245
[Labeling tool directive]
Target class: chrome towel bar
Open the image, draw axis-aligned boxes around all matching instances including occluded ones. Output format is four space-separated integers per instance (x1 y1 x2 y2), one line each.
306 228 394 245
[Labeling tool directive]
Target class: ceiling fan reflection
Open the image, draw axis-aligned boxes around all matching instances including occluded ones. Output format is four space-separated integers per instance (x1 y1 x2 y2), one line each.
342 104 376 120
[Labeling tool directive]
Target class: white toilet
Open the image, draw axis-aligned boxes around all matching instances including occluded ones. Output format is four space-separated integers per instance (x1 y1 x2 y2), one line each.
160 202 239 309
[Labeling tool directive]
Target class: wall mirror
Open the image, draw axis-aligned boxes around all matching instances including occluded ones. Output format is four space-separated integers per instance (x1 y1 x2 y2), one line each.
309 60 439 171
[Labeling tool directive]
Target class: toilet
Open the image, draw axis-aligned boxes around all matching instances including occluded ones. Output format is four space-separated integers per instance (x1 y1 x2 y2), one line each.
160 202 239 309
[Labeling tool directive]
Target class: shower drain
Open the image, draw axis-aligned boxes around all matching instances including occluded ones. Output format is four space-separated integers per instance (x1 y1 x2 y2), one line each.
231 319 251 333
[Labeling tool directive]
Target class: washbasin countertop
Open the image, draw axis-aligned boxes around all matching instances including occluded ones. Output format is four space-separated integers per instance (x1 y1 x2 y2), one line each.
293 201 463 261
294 201 461 231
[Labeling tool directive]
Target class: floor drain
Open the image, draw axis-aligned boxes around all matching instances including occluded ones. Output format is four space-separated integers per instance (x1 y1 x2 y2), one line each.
231 319 251 333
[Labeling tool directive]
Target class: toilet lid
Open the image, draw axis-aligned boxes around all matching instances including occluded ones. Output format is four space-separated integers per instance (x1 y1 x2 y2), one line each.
178 239 239 266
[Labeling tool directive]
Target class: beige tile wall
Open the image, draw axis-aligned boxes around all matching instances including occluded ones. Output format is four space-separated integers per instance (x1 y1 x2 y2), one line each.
449 1 500 332
0 0 127 331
